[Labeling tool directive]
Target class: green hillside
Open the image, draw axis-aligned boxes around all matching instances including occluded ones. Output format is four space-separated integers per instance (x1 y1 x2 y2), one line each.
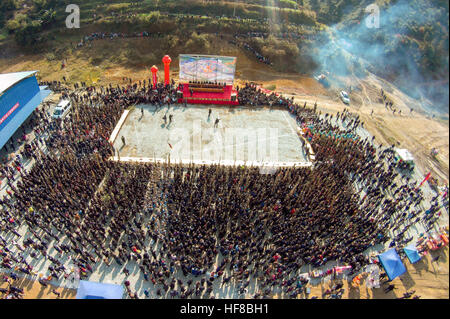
0 0 448 108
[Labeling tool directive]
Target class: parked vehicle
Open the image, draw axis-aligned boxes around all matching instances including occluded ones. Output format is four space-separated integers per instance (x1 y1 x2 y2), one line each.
394 148 415 171
339 91 350 104
52 99 72 119
314 74 330 88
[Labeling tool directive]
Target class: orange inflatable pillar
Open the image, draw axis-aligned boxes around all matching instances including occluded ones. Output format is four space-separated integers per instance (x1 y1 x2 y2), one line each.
162 55 172 86
150 65 158 89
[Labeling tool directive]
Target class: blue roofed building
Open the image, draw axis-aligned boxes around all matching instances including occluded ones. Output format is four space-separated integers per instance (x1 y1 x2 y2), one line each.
0 71 52 150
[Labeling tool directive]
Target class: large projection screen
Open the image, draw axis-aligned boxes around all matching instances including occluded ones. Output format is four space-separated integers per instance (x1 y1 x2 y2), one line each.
179 54 237 84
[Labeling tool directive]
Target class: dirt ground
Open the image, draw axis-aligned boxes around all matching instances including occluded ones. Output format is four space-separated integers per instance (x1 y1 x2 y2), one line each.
0 274 76 299
273 73 449 186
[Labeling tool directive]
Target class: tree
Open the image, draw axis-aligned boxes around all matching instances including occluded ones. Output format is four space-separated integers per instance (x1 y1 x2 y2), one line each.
40 9 57 28
0 0 17 11
0 0 17 27
32 0 48 11
6 19 21 33
185 32 210 52
5 13 27 33
15 20 43 47
32 0 59 12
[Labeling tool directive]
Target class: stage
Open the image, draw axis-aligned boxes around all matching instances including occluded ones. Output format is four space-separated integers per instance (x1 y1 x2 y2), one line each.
178 84 239 106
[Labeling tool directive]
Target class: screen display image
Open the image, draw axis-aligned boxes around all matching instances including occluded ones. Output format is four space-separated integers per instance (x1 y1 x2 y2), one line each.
179 54 236 84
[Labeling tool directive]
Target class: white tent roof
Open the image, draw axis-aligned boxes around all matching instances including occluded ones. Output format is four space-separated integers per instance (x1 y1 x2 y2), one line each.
395 148 414 162
0 71 38 95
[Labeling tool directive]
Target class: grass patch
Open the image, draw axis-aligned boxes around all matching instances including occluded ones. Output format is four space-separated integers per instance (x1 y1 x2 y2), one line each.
68 67 103 86
105 3 132 13
44 52 57 61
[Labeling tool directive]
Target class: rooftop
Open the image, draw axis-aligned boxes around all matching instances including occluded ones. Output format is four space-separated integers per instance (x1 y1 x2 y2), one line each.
0 71 38 95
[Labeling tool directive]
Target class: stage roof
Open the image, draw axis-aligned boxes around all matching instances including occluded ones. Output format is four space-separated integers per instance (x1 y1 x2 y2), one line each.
0 71 38 95
378 248 407 281
76 280 124 299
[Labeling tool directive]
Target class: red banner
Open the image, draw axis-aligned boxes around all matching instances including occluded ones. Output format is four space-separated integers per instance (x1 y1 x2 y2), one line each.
417 172 431 189
0 102 20 125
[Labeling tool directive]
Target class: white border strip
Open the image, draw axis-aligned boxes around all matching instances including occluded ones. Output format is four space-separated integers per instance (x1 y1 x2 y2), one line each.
109 110 130 143
109 156 313 167
297 127 315 161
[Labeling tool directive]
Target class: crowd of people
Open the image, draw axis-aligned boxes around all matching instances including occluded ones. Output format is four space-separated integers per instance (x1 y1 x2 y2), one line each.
74 29 275 66
0 103 53 187
75 31 163 49
0 78 447 299
234 31 314 41
229 40 272 66
237 82 291 106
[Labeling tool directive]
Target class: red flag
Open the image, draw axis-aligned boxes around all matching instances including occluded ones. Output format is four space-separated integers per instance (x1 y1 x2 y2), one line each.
168 143 172 149
417 172 431 189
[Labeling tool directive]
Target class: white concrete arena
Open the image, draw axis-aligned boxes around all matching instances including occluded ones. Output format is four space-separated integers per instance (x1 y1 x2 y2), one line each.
112 104 311 166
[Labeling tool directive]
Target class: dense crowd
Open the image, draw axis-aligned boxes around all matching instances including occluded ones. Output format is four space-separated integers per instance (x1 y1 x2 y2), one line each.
234 31 312 41
0 79 447 299
75 31 163 49
229 40 272 65
0 104 52 182
237 83 291 106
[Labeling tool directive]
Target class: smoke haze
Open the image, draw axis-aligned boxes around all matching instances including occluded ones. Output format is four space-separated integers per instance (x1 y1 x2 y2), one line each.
308 0 449 114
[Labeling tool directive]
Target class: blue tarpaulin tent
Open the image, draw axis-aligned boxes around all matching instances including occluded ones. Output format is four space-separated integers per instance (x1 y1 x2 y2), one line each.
403 245 421 264
378 248 406 281
76 280 124 299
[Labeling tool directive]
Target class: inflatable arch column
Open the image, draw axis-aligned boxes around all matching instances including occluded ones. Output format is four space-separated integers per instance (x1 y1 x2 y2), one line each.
150 65 158 89
162 55 172 86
